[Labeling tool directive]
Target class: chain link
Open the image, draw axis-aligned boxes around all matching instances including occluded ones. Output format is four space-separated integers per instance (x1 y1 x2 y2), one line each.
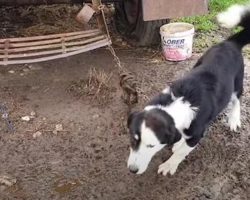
107 45 124 72
99 4 139 105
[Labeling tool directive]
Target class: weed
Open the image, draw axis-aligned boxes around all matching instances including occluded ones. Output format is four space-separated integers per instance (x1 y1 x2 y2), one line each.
173 0 249 32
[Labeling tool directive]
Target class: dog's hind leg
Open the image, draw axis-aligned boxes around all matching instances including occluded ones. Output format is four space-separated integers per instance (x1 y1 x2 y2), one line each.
228 93 241 131
228 68 243 131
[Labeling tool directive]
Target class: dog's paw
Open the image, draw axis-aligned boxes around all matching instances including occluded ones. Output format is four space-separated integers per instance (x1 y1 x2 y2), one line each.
228 116 241 132
157 160 179 176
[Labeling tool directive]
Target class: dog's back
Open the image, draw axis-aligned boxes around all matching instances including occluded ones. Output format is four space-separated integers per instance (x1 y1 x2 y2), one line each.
170 5 250 122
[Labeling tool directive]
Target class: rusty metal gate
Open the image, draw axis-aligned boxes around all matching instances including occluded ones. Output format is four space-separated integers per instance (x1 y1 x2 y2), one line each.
0 0 111 65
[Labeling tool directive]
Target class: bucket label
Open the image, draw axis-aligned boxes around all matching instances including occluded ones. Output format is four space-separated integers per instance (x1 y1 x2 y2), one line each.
161 36 193 61
163 38 185 48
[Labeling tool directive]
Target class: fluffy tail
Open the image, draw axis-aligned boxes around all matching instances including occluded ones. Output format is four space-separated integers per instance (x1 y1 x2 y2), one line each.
217 4 250 48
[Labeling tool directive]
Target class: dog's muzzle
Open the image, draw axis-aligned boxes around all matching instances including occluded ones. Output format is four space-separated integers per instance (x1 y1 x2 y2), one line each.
128 165 139 174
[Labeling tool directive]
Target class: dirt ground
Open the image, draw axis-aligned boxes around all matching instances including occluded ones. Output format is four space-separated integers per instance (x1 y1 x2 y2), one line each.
0 46 249 200
0 5 250 200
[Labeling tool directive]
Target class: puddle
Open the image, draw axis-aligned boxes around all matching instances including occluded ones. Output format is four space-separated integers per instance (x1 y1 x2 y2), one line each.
54 178 81 195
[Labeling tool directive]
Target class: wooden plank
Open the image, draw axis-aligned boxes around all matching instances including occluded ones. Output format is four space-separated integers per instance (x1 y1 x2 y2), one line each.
142 0 208 21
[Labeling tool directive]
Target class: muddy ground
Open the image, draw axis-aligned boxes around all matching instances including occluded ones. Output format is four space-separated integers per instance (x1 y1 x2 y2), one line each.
0 46 249 200
0 5 250 200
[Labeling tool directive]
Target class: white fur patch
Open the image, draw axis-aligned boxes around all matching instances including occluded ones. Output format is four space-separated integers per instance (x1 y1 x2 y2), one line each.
217 4 248 28
228 93 241 131
158 140 194 176
172 137 185 153
165 97 198 131
145 97 198 133
134 134 139 140
140 122 160 145
162 86 170 94
170 92 176 100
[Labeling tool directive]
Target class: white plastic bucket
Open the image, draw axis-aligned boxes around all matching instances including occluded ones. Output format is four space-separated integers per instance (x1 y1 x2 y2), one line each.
160 22 194 61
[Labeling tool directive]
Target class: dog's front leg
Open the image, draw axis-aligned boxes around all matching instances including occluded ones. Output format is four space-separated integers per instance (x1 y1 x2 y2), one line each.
158 139 195 176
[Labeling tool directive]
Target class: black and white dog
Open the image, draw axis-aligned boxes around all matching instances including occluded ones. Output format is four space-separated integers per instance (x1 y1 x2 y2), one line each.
127 4 250 175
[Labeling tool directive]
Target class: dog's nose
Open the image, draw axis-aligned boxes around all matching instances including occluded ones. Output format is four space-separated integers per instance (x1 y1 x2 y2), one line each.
129 165 139 174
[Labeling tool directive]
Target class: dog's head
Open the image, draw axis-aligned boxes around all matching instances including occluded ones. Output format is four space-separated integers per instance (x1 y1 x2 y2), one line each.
127 108 181 174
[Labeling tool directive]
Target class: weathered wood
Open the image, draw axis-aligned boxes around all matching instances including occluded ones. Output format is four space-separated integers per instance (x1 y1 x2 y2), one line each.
142 0 208 21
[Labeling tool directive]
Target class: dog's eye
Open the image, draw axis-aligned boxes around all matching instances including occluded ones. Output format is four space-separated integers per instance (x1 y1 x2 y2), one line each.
146 144 155 148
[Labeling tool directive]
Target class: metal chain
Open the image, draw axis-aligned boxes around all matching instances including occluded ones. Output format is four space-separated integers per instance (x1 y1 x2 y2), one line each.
98 4 124 73
107 45 124 73
108 44 139 105
98 4 139 105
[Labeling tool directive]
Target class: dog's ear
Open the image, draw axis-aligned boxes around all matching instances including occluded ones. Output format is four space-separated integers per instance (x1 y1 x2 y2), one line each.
145 109 181 145
127 111 138 128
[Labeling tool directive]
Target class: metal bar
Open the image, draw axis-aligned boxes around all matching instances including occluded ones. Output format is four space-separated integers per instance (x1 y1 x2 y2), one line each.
0 35 106 59
0 38 111 65
0 43 92 59
0 29 100 43
4 40 9 62
61 36 66 53
0 33 103 54
0 33 100 52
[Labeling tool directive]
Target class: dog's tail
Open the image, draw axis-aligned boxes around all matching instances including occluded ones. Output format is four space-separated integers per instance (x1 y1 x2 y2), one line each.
217 4 250 48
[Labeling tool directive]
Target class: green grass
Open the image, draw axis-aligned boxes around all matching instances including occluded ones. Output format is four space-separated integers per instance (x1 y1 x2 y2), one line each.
175 0 249 32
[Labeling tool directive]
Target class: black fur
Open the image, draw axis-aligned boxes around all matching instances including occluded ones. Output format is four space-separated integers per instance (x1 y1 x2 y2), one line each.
127 109 181 150
144 109 181 145
128 9 250 149
148 93 173 106
127 111 143 150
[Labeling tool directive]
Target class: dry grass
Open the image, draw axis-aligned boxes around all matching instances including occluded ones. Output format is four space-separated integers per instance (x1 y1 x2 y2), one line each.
19 5 84 36
86 68 113 97
0 4 97 38
68 68 115 105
